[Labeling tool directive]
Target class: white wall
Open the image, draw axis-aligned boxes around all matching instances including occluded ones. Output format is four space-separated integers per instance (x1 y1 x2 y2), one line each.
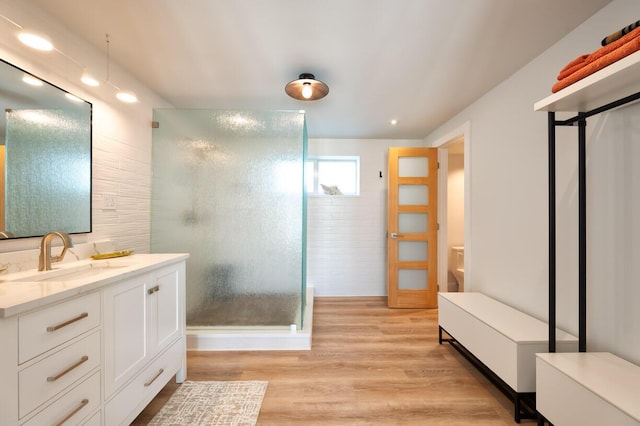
425 0 640 364
307 138 423 296
0 0 170 258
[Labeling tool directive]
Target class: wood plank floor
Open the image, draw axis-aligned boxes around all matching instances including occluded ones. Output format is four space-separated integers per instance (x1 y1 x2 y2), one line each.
132 297 538 425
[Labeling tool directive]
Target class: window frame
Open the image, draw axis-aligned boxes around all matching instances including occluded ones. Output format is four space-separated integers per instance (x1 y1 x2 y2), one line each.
306 155 360 196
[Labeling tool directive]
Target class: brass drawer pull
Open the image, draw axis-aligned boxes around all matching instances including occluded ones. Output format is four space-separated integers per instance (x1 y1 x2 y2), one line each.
47 356 89 382
54 398 89 426
147 285 160 295
47 312 89 332
144 368 164 387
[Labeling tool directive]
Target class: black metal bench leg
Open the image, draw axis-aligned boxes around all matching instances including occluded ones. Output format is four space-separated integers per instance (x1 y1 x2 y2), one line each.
536 412 553 426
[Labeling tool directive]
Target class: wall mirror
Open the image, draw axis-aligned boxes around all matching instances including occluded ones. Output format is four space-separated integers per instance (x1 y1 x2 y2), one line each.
0 58 91 239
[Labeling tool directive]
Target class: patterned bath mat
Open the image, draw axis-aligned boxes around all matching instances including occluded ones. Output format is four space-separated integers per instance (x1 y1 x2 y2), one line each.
149 381 268 425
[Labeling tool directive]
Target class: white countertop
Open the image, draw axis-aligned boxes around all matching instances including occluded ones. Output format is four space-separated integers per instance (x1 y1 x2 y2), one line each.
0 253 188 318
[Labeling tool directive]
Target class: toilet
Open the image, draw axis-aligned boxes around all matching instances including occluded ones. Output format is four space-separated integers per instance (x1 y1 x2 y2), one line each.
450 246 464 292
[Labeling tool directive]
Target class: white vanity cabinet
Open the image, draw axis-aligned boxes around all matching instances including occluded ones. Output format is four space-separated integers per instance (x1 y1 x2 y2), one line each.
0 253 187 426
0 291 103 425
103 262 186 425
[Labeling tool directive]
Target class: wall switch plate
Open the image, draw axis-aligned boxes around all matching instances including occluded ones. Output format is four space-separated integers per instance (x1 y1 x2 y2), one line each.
103 192 117 210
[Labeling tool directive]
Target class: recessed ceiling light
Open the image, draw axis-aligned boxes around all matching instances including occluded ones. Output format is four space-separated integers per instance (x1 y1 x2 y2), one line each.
390 119 398 125
116 90 138 103
18 30 54 51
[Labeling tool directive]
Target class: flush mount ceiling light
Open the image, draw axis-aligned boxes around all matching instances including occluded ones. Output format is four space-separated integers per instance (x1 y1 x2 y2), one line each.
285 73 329 101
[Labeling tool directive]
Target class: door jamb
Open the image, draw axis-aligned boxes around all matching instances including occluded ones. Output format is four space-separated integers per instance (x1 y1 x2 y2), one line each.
431 121 472 293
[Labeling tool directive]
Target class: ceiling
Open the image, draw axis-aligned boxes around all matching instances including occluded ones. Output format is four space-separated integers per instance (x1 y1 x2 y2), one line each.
33 0 612 139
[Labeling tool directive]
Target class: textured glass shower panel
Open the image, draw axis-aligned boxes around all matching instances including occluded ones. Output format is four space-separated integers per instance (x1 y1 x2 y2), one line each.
5 109 91 237
151 110 306 328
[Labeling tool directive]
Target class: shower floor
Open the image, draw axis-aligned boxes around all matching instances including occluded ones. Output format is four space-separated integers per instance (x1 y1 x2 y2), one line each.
187 293 300 327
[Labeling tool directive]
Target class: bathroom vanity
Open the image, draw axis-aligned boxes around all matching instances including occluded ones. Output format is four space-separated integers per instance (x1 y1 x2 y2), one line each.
0 253 188 426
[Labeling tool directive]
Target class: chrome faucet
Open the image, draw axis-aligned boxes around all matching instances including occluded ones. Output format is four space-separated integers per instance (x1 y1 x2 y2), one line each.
39 232 73 271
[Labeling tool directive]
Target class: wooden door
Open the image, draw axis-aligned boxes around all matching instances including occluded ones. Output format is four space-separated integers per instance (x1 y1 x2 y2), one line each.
387 147 438 308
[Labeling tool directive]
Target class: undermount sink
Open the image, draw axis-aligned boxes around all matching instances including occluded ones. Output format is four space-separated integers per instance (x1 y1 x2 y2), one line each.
12 262 130 283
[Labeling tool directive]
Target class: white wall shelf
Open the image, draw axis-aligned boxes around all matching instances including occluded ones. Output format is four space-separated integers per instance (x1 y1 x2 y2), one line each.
535 50 640 112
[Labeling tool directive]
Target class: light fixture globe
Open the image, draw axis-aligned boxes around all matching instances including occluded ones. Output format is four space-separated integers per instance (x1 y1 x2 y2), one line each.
285 73 329 101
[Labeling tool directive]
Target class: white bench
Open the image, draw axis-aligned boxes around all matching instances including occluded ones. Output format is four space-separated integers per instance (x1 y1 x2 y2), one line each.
536 352 640 426
438 292 578 422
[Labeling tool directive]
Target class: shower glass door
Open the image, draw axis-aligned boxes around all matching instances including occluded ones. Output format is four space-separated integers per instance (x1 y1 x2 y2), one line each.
151 110 307 329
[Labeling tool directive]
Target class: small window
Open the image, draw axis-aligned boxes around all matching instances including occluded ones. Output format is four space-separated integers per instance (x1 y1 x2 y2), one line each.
306 156 360 196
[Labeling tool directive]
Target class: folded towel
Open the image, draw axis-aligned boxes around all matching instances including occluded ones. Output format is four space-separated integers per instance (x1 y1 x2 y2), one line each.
552 31 640 93
557 26 640 81
557 54 589 80
601 19 640 46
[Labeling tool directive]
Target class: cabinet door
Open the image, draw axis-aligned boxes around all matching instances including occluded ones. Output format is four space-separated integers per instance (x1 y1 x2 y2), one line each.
103 274 151 397
149 264 183 353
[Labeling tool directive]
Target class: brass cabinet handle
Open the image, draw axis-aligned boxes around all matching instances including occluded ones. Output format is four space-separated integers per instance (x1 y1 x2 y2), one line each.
147 285 160 295
47 355 89 382
144 368 164 387
47 312 89 332
54 398 89 426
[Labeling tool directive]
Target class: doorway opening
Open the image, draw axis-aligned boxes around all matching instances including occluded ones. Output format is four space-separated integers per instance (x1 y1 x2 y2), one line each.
443 139 464 291
434 122 471 294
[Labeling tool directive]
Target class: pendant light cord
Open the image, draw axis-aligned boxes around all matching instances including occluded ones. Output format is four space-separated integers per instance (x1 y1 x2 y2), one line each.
106 33 111 83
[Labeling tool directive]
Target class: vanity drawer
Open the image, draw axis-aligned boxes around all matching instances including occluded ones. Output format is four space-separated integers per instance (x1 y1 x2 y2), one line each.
22 370 100 426
19 292 101 363
81 410 101 426
19 330 101 418
105 337 184 426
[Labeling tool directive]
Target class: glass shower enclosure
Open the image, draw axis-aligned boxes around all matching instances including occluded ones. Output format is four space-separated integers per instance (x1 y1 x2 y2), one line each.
151 110 307 331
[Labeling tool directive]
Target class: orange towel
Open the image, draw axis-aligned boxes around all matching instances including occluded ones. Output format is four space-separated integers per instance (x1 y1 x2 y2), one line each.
557 26 640 80
557 55 590 81
552 27 640 93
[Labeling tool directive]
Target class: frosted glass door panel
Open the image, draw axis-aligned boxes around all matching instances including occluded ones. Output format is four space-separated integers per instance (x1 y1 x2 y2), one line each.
399 213 428 233
399 185 428 205
398 242 427 262
398 157 428 177
398 269 428 290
